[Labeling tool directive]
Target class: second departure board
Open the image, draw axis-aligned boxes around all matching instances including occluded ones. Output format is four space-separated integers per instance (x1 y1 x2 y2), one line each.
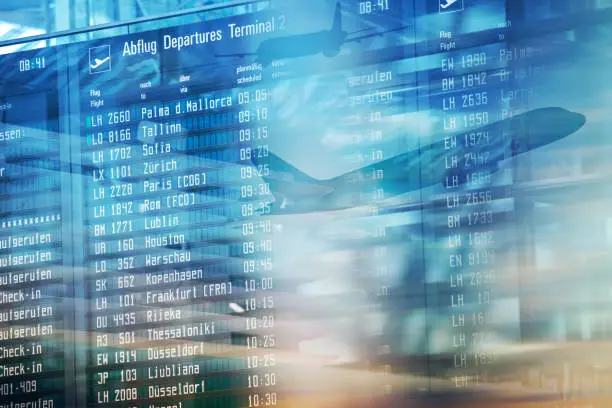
2 0 611 407
0 48 73 408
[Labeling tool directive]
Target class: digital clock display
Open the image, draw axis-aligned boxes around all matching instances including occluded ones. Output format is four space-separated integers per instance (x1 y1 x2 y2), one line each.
359 0 390 14
19 56 46 72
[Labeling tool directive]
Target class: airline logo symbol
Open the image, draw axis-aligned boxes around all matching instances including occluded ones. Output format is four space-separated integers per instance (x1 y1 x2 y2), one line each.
439 0 464 13
89 45 112 74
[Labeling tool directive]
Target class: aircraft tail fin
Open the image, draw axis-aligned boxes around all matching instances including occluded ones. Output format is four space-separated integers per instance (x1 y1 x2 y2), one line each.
251 152 324 207
332 1 342 33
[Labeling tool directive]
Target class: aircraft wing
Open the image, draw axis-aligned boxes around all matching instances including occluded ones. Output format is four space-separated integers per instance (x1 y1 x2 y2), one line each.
324 147 430 198
344 25 412 43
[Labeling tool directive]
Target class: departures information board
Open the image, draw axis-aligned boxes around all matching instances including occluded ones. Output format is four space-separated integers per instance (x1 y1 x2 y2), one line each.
79 11 279 408
0 0 602 407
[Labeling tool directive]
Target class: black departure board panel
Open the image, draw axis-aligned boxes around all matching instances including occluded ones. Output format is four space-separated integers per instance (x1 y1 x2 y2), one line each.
1 0 611 407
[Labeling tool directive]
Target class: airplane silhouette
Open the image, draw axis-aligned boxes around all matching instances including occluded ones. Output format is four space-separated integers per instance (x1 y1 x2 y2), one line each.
156 106 586 254
216 1 410 66
250 107 586 216
2 107 585 222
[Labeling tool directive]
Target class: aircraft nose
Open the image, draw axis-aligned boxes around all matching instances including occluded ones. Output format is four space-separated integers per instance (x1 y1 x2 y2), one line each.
572 111 587 131
523 107 587 150
545 108 586 135
554 109 586 141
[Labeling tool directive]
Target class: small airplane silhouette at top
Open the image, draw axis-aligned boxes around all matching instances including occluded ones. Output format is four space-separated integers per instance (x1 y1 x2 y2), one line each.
216 1 409 66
